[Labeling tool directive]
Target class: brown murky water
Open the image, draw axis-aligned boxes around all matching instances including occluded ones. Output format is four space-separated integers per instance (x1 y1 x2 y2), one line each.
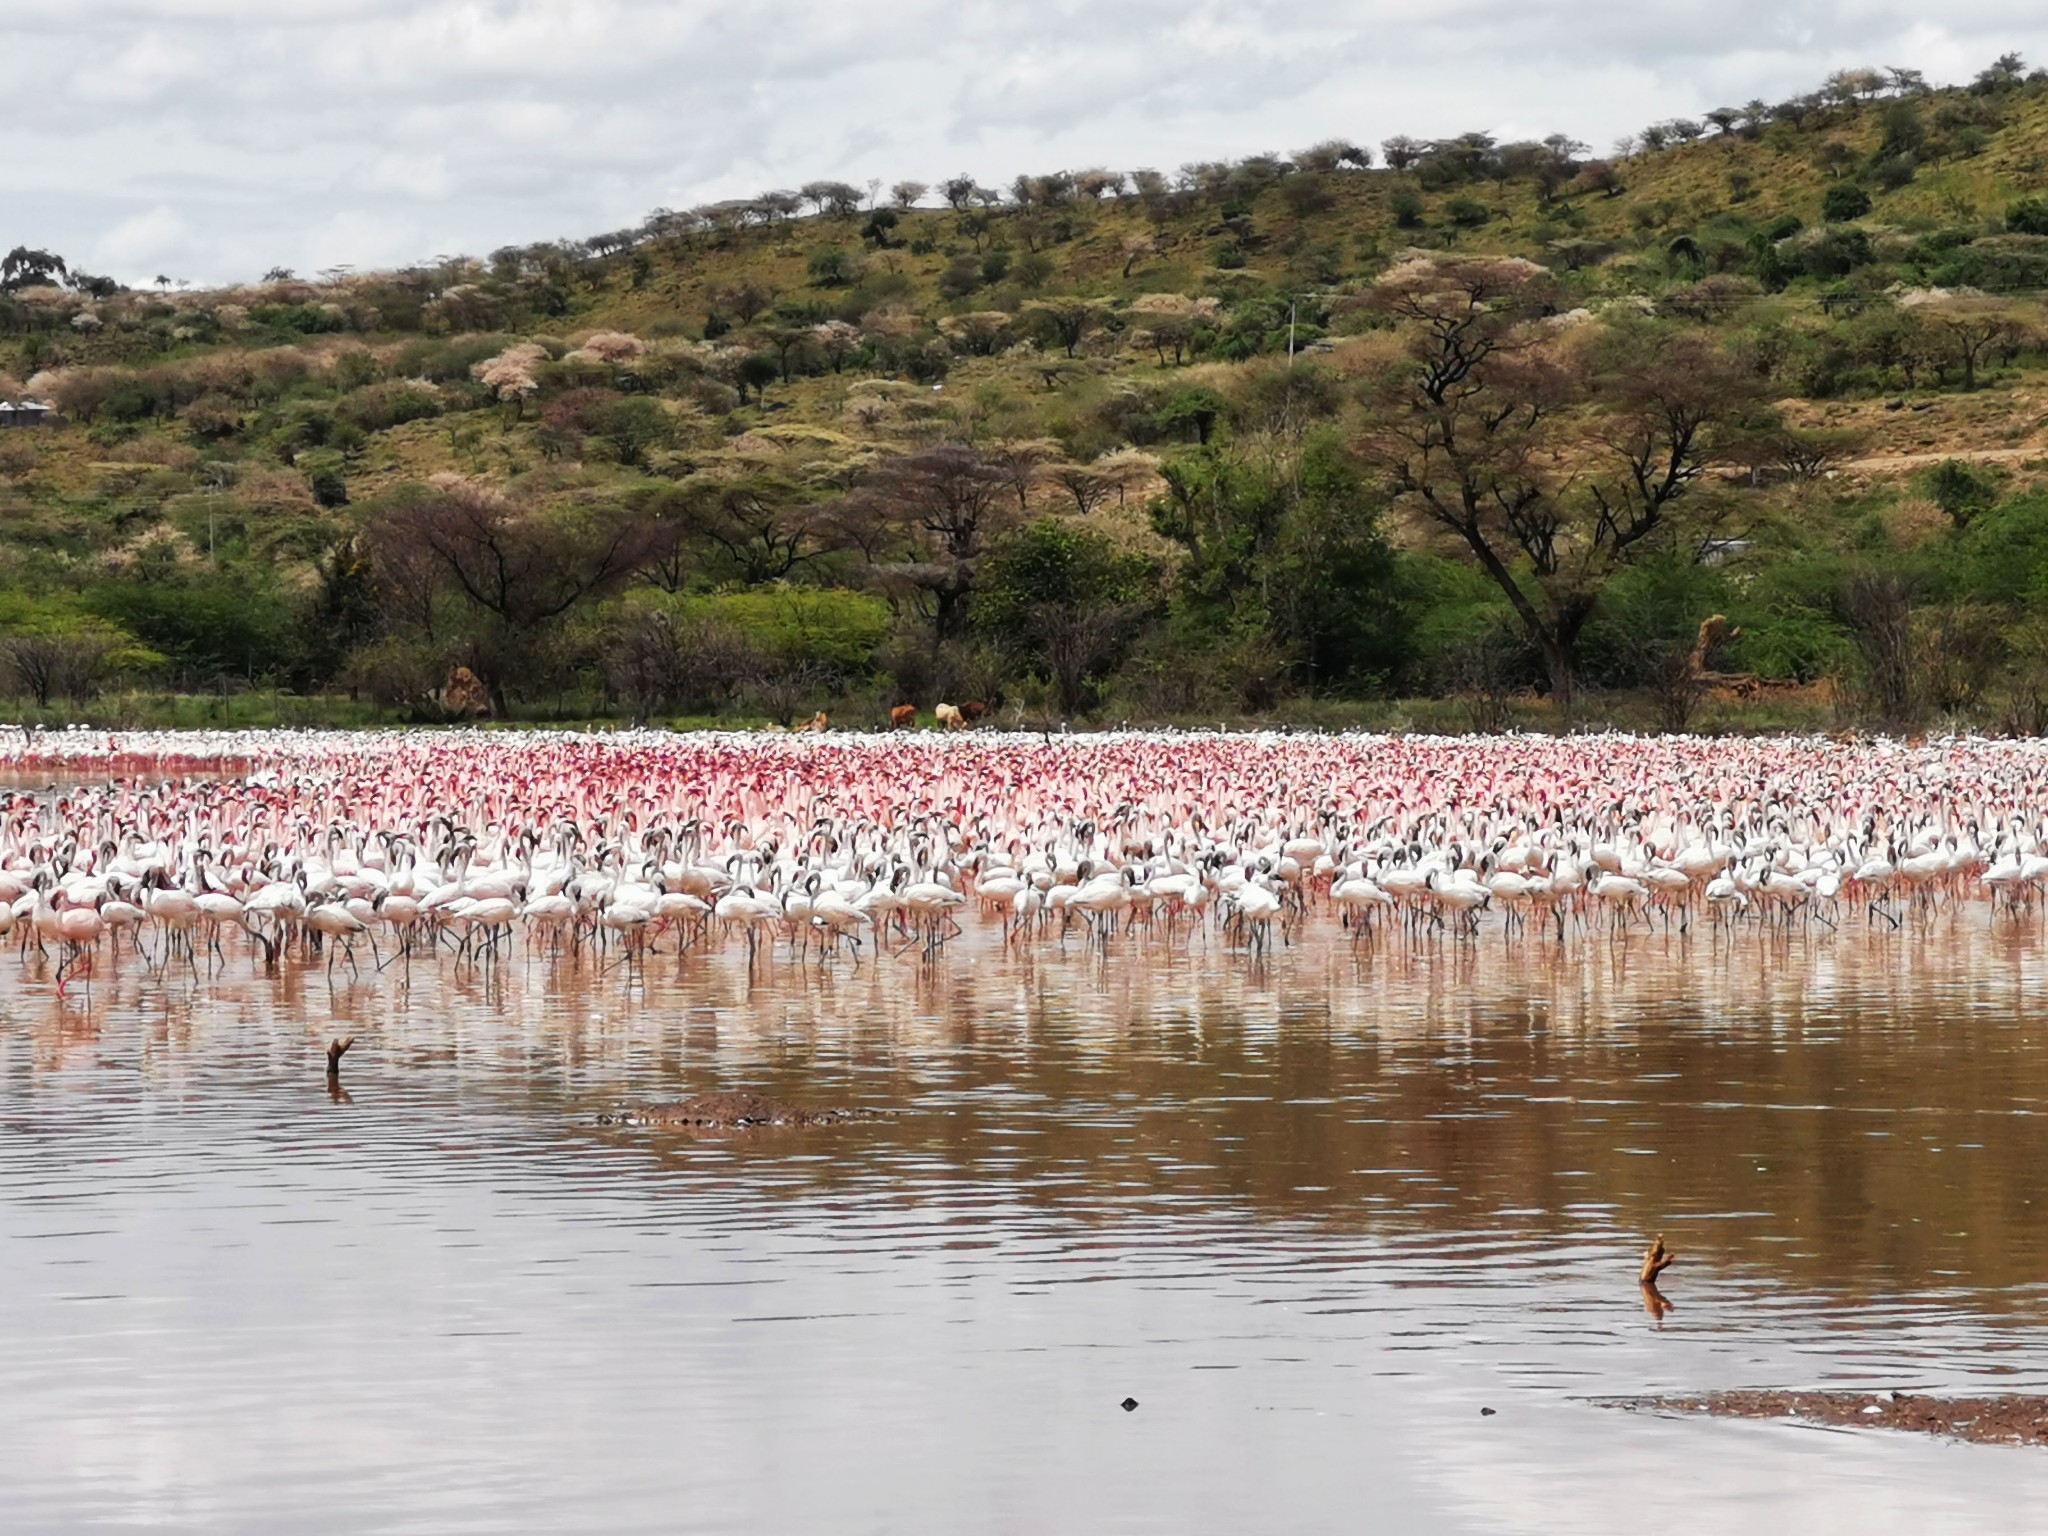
7 916 2048 1533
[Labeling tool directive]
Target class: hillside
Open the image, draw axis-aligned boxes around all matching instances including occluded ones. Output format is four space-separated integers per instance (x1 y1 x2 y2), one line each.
8 57 2048 732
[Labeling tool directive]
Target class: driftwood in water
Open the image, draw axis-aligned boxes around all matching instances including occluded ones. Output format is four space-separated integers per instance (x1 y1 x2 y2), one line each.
1637 1235 1676 1320
1639 1234 1674 1284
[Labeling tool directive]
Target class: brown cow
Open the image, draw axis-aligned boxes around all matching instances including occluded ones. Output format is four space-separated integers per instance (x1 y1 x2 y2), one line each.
959 700 990 723
889 704 917 729
803 711 830 733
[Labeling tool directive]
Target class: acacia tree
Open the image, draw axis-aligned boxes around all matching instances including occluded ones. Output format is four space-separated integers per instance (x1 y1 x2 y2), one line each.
367 481 659 712
1581 321 1761 556
1381 136 1425 172
1295 139 1372 172
0 247 67 291
1129 293 1219 365
1024 296 1106 357
799 180 863 217
746 321 817 383
1358 257 1755 709
839 446 1016 639
1045 450 1158 520
986 438 1058 514
1907 294 2030 390
656 470 842 585
713 282 773 323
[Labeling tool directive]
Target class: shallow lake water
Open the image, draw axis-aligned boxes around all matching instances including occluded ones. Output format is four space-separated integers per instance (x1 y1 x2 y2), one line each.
8 915 2048 1533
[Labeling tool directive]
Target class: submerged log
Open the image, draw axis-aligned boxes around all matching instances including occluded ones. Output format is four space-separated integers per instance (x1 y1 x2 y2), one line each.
598 1092 873 1130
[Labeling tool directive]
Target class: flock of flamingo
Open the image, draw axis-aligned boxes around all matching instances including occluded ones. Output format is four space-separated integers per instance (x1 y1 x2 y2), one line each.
3 726 2046 990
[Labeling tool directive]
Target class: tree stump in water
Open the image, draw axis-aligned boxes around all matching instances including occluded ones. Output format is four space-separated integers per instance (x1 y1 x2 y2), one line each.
1640 1234 1674 1284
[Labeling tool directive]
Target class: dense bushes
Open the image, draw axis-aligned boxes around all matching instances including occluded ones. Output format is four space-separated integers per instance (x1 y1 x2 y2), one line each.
8 311 2048 732
84 575 294 685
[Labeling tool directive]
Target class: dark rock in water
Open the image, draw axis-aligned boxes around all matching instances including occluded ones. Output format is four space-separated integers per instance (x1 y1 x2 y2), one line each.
1480 1406 1495 1416
597 1092 872 1130
1121 1397 1139 1412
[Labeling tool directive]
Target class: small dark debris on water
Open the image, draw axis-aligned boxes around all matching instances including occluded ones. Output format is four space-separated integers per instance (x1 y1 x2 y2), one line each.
1480 1406 1496 1417
597 1092 877 1131
1602 1391 2048 1448
1121 1397 1139 1412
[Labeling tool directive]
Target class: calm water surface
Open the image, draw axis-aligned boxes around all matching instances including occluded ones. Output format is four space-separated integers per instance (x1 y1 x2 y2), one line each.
7 917 2048 1533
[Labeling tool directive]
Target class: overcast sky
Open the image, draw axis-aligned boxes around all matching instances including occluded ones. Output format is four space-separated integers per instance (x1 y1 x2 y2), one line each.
5 2 2043 287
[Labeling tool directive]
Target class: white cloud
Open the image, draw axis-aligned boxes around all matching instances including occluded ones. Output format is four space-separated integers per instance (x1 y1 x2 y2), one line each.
8 1 2048 286
295 209 433 276
94 206 202 278
69 34 206 105
359 152 455 201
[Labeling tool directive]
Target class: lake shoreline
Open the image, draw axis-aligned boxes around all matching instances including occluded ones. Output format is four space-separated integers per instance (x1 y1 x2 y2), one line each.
1603 1391 2048 1448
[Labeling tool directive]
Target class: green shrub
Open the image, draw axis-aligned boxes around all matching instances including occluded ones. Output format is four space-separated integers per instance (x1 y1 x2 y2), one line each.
592 397 672 466
250 303 348 334
299 449 348 508
1445 196 1491 228
806 247 856 286
1922 459 2001 529
682 586 891 677
2007 197 2048 235
1822 183 1872 222
937 258 982 299
339 383 442 432
84 576 294 682
1800 227 1874 277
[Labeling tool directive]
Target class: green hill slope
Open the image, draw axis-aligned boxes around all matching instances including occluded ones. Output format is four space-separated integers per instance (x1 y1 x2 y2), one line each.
7 59 2048 731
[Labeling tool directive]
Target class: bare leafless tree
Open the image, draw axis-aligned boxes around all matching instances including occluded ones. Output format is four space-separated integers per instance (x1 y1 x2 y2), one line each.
1 631 114 706
367 481 659 712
